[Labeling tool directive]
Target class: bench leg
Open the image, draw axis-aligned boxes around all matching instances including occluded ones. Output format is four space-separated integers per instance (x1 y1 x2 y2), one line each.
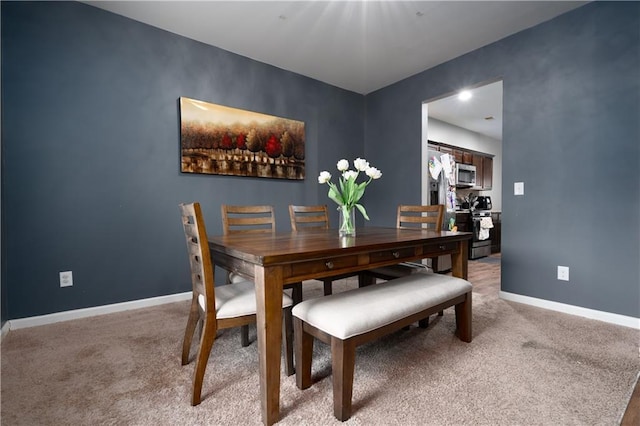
455 292 472 343
418 316 429 328
331 337 356 421
294 317 314 389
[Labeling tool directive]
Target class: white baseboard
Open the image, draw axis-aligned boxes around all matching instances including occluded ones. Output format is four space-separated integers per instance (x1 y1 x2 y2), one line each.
7 292 192 331
500 291 640 330
1 321 10 342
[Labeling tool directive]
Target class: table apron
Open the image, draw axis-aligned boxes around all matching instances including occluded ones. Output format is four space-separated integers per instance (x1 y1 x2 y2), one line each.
210 241 461 284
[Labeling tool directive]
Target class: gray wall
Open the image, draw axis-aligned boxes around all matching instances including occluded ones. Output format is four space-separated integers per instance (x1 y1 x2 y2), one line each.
2 1 638 322
365 1 639 318
1 1 363 319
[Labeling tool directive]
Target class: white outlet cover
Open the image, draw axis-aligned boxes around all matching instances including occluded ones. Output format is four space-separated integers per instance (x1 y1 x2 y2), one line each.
557 266 569 281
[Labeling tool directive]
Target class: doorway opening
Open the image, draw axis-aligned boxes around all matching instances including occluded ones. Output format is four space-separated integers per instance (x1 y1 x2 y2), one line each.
420 79 503 280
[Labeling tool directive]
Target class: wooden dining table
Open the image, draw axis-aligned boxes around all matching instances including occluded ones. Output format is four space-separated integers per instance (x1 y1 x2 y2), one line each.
208 226 471 425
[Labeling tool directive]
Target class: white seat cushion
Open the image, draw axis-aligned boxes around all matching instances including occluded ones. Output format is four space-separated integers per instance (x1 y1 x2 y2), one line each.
292 274 471 339
198 280 294 319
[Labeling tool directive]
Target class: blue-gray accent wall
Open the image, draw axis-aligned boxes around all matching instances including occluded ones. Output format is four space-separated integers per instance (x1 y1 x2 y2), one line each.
1 1 363 320
1 1 638 322
364 1 639 318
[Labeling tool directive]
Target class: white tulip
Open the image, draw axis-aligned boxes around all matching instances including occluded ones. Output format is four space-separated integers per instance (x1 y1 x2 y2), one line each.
336 159 349 171
354 158 369 171
366 167 382 179
342 170 358 181
318 171 332 184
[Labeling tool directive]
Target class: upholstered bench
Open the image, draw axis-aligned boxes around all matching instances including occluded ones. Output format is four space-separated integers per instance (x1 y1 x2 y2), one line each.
292 273 472 421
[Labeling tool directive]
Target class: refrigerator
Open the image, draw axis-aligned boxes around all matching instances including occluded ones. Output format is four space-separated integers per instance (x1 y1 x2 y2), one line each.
426 149 457 272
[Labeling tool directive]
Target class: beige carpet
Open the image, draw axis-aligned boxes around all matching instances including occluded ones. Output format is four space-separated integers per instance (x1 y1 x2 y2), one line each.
2 258 639 425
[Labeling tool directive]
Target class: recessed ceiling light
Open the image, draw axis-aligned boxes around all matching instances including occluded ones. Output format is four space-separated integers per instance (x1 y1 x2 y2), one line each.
458 90 472 101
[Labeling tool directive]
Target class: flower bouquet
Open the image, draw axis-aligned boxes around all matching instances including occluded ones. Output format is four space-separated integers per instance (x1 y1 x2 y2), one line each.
318 158 382 236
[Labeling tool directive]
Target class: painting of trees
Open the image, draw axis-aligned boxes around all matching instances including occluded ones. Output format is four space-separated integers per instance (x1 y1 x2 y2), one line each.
179 97 305 180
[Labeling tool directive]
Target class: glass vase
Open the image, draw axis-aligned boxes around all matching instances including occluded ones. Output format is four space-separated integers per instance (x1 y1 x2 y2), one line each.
339 205 356 237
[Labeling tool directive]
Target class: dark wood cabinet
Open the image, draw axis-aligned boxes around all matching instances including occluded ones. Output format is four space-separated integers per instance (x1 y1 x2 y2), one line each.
462 151 473 164
472 155 483 185
438 145 453 156
490 212 501 253
455 212 470 232
472 154 493 190
482 156 493 190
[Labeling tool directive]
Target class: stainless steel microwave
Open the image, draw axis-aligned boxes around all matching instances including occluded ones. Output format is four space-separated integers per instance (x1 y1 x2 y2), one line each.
456 163 476 187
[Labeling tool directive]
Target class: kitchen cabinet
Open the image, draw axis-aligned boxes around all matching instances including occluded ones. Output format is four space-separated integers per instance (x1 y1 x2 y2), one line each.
462 151 473 164
472 155 483 185
455 212 470 232
472 154 493 190
482 156 493 189
438 145 453 156
490 212 501 253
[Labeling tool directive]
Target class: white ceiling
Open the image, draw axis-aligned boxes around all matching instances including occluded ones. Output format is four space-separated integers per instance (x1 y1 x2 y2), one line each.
428 80 503 141
86 1 586 140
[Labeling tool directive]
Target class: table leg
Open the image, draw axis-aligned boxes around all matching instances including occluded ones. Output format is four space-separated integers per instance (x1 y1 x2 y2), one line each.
254 265 284 426
451 239 469 279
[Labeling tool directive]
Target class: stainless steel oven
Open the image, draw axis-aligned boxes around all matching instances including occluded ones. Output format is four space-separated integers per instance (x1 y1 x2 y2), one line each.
470 211 492 259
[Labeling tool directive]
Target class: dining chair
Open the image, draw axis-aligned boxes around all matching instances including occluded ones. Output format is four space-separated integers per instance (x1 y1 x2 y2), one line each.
221 204 303 303
179 202 294 406
359 204 445 327
365 204 445 279
221 204 302 346
360 204 445 327
289 204 360 296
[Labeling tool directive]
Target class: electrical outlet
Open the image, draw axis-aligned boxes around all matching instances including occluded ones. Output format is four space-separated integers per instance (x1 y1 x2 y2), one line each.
59 271 73 287
557 266 569 281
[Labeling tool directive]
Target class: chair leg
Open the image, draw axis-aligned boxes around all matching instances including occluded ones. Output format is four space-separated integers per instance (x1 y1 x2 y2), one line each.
240 325 250 347
283 307 295 376
294 317 314 390
191 313 217 406
455 292 473 343
331 336 356 422
181 295 200 365
358 271 376 287
291 282 303 305
323 279 333 296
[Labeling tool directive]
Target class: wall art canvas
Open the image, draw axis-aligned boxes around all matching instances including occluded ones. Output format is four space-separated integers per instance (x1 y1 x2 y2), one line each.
180 97 305 180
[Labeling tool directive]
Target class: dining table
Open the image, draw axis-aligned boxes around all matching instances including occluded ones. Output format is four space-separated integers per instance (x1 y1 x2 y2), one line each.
208 226 471 425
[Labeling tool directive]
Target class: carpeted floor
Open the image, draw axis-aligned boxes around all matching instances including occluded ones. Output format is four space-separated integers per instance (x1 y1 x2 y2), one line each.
2 256 639 425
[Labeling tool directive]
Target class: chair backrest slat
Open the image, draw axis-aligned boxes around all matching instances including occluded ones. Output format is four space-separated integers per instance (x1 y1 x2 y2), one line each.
221 205 276 235
289 205 330 231
397 204 444 231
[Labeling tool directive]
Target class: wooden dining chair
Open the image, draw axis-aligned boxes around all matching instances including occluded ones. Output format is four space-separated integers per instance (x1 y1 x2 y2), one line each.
360 204 445 327
179 202 294 406
289 204 360 296
221 204 303 303
363 204 445 280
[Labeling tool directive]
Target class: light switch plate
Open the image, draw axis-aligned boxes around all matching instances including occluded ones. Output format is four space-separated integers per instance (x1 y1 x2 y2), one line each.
59 271 73 287
514 182 524 195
